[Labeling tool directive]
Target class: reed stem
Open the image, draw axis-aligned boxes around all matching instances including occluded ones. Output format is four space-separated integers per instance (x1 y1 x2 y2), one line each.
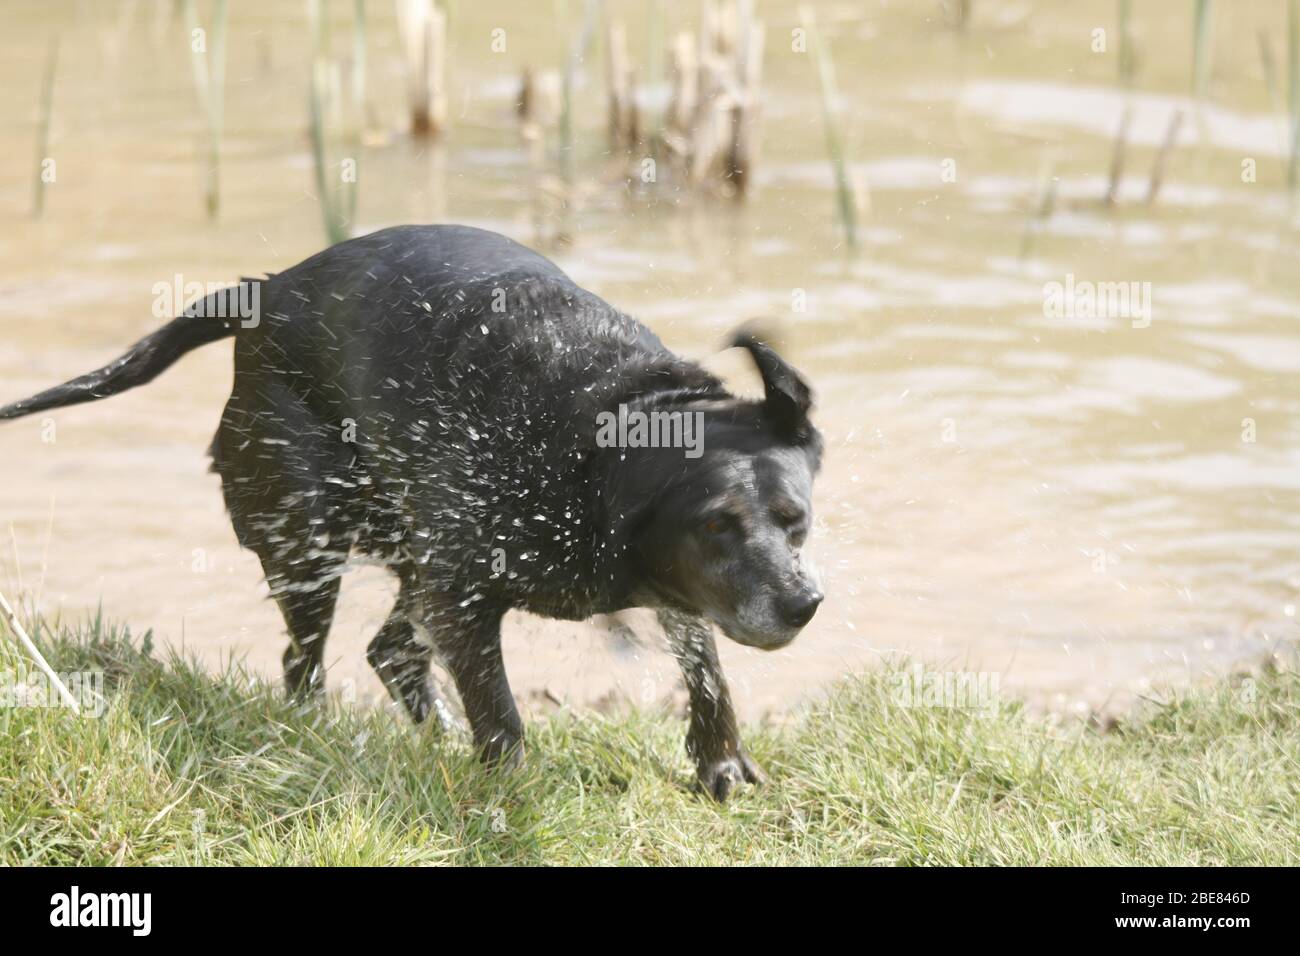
1019 151 1058 261
309 0 349 245
1146 109 1184 204
1287 0 1299 195
802 7 858 251
184 0 227 221
32 36 59 219
346 0 366 227
1192 0 1214 100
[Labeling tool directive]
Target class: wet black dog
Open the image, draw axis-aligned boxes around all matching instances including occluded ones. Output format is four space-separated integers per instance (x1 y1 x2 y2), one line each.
0 225 823 800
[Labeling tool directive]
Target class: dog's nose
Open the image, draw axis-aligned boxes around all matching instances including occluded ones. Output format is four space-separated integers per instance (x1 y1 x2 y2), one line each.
779 590 823 629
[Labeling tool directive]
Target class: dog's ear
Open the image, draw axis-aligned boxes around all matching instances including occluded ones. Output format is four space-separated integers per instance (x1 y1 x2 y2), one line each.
730 324 815 442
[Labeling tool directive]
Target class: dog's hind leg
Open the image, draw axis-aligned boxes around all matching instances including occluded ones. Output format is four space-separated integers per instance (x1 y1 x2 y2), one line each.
367 563 442 724
272 567 341 701
212 388 351 703
657 608 767 801
229 509 345 702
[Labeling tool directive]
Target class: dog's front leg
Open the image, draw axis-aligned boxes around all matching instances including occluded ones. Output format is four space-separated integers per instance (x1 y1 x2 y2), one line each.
657 609 767 801
429 603 524 769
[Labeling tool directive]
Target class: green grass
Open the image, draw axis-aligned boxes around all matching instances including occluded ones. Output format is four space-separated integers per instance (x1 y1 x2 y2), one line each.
1 613 1296 865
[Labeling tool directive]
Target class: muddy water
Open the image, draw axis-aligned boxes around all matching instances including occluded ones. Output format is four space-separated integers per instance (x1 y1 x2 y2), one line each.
1 1 1298 721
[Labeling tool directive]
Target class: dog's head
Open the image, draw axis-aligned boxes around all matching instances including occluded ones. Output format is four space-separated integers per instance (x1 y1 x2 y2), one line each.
609 329 824 650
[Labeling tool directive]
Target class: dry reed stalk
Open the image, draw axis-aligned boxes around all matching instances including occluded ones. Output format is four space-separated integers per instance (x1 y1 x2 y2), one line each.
1145 109 1184 204
0 589 82 714
396 0 447 137
665 30 698 170
602 1 763 197
727 16 764 195
605 19 637 153
1105 105 1131 205
1019 150 1058 261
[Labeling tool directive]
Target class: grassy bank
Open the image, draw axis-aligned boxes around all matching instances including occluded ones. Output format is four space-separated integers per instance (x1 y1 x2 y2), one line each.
1 613 1296 865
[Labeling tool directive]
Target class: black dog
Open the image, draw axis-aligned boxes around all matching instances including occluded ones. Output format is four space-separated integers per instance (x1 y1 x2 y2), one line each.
0 225 823 800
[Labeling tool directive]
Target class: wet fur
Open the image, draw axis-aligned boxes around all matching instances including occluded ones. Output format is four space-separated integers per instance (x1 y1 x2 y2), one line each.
1 225 823 800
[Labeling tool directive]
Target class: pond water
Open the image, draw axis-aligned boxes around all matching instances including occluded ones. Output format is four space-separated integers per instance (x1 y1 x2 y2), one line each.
1 0 1297 720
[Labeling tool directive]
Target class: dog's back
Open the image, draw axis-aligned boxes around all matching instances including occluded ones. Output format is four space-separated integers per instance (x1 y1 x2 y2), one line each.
213 225 719 617
0 224 821 797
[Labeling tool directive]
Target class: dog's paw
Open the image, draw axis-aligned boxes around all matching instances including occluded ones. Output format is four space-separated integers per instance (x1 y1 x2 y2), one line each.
697 750 767 802
481 733 526 772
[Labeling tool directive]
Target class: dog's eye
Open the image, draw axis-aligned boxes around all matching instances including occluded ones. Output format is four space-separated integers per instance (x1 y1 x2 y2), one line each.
771 505 804 528
702 515 731 535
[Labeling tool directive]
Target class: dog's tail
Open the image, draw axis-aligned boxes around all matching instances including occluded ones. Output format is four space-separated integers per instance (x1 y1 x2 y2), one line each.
0 289 247 422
